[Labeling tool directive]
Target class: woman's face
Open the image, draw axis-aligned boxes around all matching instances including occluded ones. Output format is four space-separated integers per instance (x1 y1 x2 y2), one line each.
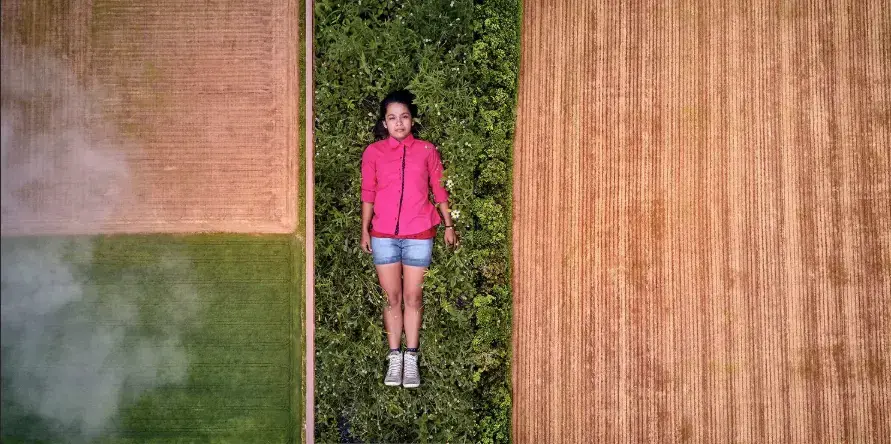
384 102 412 141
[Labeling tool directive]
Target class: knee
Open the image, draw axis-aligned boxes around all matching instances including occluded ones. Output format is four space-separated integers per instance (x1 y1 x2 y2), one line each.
384 290 402 308
403 290 423 310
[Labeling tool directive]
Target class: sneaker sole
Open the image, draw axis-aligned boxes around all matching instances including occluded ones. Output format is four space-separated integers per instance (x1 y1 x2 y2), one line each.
385 380 402 387
402 382 420 388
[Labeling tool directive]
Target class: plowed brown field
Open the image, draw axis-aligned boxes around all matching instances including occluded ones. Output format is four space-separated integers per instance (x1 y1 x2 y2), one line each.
1 0 299 235
513 1 890 442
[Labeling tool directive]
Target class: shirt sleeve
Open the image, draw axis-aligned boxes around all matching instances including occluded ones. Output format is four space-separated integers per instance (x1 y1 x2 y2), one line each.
360 146 377 203
428 146 449 203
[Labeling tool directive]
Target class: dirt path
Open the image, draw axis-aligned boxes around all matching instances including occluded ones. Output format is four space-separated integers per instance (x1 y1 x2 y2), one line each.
512 1 890 441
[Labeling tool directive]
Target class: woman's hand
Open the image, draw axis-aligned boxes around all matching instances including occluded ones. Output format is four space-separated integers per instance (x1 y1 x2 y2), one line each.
444 227 458 248
436 202 458 249
361 230 373 254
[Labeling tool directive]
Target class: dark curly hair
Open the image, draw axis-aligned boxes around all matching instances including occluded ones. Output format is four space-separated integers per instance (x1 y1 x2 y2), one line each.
373 89 421 140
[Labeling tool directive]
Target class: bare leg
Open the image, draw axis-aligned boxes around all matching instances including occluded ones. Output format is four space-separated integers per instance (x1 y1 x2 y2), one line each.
402 264 427 349
376 263 404 350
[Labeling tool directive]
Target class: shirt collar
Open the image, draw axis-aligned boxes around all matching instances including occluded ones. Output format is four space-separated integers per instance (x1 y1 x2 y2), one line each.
386 134 415 149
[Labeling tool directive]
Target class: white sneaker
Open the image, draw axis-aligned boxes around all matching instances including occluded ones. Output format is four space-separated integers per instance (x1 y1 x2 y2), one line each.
384 351 403 386
402 352 420 388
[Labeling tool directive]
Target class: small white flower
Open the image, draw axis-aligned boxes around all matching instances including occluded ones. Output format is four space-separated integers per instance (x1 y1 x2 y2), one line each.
451 209 461 220
450 0 454 6
446 179 454 188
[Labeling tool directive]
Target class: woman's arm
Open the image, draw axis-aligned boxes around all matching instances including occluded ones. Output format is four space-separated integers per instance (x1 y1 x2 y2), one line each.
437 201 458 247
361 202 374 233
360 148 376 254
427 147 457 247
361 202 374 254
437 202 454 227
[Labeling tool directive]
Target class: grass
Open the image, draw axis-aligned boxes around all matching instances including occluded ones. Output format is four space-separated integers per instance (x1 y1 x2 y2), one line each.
1 234 304 443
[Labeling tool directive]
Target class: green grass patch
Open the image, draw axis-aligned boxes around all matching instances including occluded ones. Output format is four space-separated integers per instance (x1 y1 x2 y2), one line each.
314 0 519 441
1 234 304 443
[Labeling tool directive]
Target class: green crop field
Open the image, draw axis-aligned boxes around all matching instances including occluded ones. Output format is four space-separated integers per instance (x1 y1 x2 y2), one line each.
1 235 304 443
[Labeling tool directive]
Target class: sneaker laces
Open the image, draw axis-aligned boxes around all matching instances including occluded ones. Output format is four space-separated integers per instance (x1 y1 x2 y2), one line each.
387 352 402 375
403 353 419 379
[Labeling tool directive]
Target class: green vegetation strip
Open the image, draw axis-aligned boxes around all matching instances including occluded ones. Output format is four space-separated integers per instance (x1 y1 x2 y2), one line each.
314 0 519 441
1 234 303 443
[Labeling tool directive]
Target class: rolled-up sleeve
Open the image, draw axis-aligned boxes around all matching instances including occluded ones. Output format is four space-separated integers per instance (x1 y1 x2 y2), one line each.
428 147 449 203
361 147 377 203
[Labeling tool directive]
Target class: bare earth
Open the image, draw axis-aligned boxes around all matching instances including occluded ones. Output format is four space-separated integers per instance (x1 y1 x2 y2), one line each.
512 1 890 442
1 0 299 235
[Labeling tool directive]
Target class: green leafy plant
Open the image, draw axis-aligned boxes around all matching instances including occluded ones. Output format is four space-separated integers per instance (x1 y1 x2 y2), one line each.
314 0 519 442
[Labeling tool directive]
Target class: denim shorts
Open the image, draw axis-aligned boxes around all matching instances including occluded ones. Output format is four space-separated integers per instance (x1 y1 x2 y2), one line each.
371 237 433 267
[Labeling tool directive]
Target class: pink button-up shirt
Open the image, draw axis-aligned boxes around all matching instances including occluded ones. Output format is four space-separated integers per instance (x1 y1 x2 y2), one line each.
361 135 449 236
